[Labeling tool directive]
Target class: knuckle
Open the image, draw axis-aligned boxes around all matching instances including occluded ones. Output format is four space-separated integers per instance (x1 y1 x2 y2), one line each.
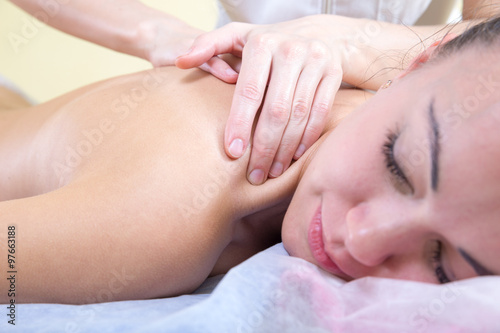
277 140 297 158
311 100 330 117
254 124 280 147
238 82 262 103
308 41 329 60
291 98 310 120
256 145 276 160
252 142 277 161
250 34 276 50
282 42 306 60
268 101 291 125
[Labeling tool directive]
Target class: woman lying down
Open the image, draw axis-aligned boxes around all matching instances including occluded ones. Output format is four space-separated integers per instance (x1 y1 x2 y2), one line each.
1 17 499 304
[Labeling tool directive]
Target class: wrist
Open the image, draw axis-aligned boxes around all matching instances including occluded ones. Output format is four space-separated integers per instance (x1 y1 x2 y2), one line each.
320 15 406 89
126 19 162 61
305 15 375 86
126 17 202 66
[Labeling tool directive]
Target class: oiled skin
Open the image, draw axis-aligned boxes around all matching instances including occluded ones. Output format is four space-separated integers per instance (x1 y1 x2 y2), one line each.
0 67 369 304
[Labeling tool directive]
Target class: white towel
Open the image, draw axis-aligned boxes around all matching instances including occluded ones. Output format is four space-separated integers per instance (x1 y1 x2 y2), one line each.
0 74 36 104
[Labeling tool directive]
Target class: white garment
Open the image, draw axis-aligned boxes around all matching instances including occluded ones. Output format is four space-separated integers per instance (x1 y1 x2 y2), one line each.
0 74 36 104
217 0 433 27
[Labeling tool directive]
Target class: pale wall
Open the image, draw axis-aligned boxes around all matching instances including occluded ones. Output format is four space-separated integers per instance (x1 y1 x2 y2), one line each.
0 0 218 103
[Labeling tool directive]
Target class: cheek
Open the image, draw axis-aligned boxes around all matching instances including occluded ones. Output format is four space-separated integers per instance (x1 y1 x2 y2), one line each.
283 102 394 252
281 192 311 257
313 116 384 202
281 216 298 255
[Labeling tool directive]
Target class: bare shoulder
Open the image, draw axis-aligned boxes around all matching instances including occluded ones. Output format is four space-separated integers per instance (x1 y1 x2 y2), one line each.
0 68 243 303
0 69 373 303
324 88 374 132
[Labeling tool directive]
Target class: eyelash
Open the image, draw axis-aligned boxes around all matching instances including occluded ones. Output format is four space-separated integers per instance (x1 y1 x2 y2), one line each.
382 131 414 193
383 131 449 283
431 241 451 284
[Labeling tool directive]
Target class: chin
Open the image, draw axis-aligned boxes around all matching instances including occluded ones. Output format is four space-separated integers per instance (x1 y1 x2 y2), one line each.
281 213 306 259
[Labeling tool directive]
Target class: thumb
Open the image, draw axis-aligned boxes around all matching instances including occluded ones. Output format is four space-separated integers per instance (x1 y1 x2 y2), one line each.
175 23 248 69
175 45 215 69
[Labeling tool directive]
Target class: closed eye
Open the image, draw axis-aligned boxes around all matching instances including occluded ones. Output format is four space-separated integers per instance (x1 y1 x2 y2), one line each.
382 130 415 195
431 240 451 284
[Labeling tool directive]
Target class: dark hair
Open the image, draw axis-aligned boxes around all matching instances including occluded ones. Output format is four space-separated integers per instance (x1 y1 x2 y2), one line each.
363 16 500 87
438 16 500 56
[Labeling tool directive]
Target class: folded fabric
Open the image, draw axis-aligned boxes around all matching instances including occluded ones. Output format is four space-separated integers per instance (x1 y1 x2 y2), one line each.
3 243 500 333
0 74 36 104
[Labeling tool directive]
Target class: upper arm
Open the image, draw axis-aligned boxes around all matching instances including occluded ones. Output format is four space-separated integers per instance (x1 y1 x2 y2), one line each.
462 0 500 20
0 179 226 304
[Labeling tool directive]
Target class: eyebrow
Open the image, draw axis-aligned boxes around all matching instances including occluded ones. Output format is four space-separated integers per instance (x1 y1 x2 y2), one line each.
428 100 440 191
458 248 495 276
427 102 495 278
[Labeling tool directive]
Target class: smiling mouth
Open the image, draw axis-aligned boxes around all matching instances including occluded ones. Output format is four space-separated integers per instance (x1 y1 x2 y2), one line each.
308 205 350 279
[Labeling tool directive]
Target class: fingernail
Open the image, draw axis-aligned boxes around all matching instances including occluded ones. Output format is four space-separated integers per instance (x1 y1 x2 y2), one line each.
228 139 244 158
269 162 283 178
225 68 237 76
176 47 193 60
294 144 306 159
248 169 265 185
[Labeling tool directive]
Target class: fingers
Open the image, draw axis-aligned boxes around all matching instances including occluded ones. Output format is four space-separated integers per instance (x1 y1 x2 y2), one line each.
175 23 251 83
245 44 306 184
224 38 274 160
198 57 239 84
292 69 342 160
265 65 325 178
265 68 341 181
247 68 341 184
175 44 217 69
176 21 344 186
245 41 342 185
175 22 249 68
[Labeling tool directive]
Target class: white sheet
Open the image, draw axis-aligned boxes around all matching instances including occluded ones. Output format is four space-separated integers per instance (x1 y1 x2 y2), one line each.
3 243 500 332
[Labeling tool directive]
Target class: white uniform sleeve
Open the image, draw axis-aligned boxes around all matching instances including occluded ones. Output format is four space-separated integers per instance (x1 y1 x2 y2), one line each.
216 0 433 27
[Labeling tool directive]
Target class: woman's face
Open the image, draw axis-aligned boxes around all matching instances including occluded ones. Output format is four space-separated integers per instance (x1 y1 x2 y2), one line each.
282 47 500 284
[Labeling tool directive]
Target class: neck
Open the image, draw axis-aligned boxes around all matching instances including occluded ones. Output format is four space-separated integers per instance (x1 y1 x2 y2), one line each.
233 88 371 222
232 132 327 237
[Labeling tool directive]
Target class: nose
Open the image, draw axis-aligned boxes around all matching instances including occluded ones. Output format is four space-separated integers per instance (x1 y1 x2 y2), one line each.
344 199 428 267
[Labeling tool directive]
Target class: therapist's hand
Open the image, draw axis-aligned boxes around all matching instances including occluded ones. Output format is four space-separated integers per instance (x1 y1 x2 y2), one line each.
136 19 239 83
176 18 343 185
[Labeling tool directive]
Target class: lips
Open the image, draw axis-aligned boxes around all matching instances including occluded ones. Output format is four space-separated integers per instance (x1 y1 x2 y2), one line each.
308 205 349 278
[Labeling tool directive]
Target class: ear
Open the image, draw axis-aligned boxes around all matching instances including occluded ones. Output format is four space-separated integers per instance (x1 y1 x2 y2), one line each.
397 33 457 79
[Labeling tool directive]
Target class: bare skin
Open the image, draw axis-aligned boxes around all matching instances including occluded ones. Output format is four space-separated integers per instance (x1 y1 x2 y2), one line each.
0 67 369 304
0 87 31 111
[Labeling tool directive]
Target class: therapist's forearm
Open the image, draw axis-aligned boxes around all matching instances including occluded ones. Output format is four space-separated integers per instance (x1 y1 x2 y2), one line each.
9 0 199 63
327 0 500 90
315 15 477 90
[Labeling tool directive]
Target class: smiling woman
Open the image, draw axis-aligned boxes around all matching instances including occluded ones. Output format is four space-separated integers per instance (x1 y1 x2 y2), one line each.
0 65 365 304
0 17 500 304
283 16 500 284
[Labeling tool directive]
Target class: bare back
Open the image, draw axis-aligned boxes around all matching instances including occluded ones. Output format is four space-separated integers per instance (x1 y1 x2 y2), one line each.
0 67 370 303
